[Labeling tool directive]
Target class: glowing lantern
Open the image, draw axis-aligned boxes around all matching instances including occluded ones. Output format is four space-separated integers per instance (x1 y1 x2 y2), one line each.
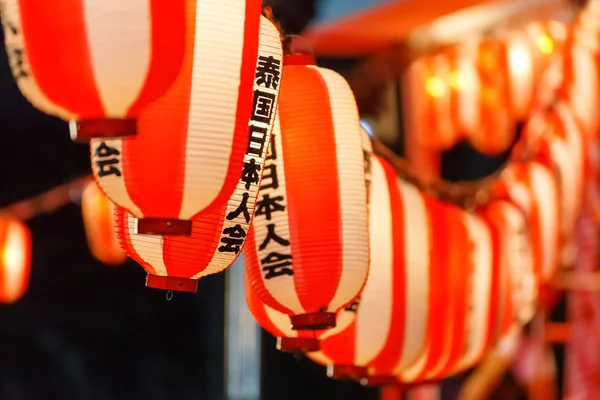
0 217 31 303
492 162 560 282
92 4 283 239
0 0 187 141
81 182 127 266
244 54 369 330
307 156 430 384
403 55 462 150
468 39 515 155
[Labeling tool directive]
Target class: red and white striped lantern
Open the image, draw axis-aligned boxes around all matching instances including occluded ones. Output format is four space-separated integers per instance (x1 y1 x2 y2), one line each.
245 54 369 330
0 0 187 141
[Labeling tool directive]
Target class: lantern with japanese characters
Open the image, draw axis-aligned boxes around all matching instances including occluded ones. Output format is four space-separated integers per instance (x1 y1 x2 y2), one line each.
107 7 283 292
0 217 31 303
307 157 432 384
81 182 127 266
0 0 187 141
244 54 369 330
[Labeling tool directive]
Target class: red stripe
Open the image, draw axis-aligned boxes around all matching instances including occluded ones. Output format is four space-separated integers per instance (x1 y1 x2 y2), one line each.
126 0 187 116
18 0 104 117
281 66 343 312
369 159 406 374
480 203 502 351
245 272 286 337
320 318 357 366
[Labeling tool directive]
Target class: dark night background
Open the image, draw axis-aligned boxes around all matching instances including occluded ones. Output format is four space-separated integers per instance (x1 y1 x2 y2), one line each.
0 1 563 399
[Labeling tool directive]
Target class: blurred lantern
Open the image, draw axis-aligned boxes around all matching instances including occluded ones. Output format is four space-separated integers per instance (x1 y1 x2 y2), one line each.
0 217 31 303
92 2 282 233
308 156 431 384
403 54 462 150
81 182 127 266
493 162 560 282
0 0 187 141
247 125 373 353
503 31 536 120
108 7 283 291
469 38 515 155
518 104 585 249
244 54 369 330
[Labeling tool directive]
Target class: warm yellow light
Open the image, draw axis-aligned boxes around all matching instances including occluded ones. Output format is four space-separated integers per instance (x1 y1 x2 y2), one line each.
2 221 28 303
537 34 554 55
426 76 447 98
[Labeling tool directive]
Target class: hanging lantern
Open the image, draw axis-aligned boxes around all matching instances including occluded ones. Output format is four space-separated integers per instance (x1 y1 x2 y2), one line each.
403 54 462 150
0 0 187 141
492 162 559 282
244 54 369 330
0 217 31 303
308 156 431 384
81 182 127 266
92 3 282 240
247 125 373 352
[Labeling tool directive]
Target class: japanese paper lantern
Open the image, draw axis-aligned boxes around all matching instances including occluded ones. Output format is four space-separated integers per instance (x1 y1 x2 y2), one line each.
0 0 186 141
403 54 462 150
244 54 369 330
308 156 431 384
492 162 559 282
81 182 127 266
468 39 515 155
0 217 31 303
92 3 282 239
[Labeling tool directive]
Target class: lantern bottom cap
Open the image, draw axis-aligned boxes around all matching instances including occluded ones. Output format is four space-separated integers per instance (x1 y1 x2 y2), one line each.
276 337 320 353
136 218 193 236
359 375 399 387
72 118 137 142
290 311 336 330
146 274 199 293
327 365 369 381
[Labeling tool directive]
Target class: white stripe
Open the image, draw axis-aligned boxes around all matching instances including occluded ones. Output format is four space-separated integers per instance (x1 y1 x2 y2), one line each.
82 0 151 116
312 66 370 311
354 157 393 366
193 16 283 277
549 139 578 235
264 305 297 338
431 56 454 147
557 102 584 203
2 220 28 302
528 164 559 281
0 0 75 119
248 112 303 313
90 139 143 217
453 214 492 373
507 33 534 118
569 44 599 136
126 214 168 276
179 0 249 219
493 203 510 341
395 179 429 371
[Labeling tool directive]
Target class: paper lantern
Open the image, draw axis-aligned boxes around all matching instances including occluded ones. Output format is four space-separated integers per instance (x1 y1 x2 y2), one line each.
403 55 462 150
0 217 31 303
307 156 431 384
81 182 127 266
468 39 515 155
92 4 283 237
492 162 559 282
244 54 369 330
0 0 187 141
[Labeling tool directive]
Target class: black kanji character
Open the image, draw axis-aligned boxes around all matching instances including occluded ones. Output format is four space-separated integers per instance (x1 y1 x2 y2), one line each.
226 192 251 223
9 48 27 79
218 224 247 254
247 125 268 157
261 252 293 279
96 159 122 178
258 223 289 250
345 298 361 313
251 90 276 123
255 194 285 221
260 164 278 190
94 142 121 158
266 134 277 161
255 55 281 89
241 158 261 190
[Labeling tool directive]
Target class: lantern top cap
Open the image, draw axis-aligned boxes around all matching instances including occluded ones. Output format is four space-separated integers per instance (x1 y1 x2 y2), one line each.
283 53 317 66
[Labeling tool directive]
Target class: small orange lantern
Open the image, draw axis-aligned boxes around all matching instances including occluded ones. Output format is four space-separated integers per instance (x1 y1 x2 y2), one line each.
0 0 187 141
81 182 127 266
0 217 31 303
